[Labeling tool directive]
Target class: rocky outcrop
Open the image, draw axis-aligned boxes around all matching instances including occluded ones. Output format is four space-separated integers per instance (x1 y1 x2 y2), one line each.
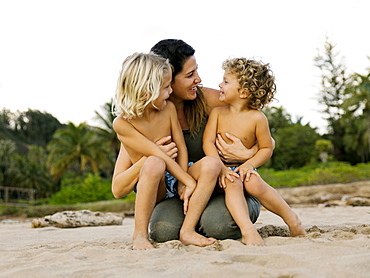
276 181 370 206
32 210 124 228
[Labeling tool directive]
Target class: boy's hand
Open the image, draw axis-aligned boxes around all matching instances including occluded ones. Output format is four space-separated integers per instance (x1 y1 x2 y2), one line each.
178 181 196 215
234 164 260 182
219 167 239 189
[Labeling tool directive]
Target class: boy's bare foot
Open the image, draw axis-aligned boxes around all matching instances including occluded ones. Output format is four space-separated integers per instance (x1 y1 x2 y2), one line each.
133 231 155 250
289 221 306 237
287 214 306 237
180 229 216 246
241 229 265 246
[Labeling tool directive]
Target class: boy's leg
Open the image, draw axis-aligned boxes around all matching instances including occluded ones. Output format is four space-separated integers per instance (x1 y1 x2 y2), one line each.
223 179 264 246
133 156 167 250
245 175 306 237
198 194 261 240
179 156 220 246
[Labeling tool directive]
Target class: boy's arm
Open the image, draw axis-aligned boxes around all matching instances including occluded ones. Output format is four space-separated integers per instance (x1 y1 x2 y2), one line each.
168 102 188 172
113 116 194 188
203 108 239 188
239 112 274 171
111 137 179 199
202 108 221 159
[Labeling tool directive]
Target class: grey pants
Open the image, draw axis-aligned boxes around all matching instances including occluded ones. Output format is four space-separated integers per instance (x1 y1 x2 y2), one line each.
149 193 260 242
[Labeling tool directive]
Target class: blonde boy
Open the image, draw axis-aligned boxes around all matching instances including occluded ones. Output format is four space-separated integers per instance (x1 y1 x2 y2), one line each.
113 52 216 249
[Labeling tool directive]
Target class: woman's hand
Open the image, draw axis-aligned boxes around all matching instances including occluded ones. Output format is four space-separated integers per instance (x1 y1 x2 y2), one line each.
155 136 178 159
216 133 258 164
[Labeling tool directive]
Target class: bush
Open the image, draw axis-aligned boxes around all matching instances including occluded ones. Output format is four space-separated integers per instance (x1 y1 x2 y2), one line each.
48 174 113 205
259 162 370 188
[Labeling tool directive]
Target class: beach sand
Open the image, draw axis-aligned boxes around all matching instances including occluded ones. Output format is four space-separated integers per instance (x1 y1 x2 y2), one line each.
1 182 370 278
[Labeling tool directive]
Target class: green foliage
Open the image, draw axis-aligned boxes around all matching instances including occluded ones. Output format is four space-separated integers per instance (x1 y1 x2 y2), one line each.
271 123 320 170
48 174 113 205
13 109 64 148
47 122 111 179
259 161 370 188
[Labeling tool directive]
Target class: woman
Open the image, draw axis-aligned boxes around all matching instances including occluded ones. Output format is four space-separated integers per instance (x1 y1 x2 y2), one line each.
113 39 261 244
112 40 260 246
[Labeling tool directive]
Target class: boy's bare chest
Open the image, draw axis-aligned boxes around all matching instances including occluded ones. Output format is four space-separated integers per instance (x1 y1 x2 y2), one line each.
130 118 171 142
217 112 256 148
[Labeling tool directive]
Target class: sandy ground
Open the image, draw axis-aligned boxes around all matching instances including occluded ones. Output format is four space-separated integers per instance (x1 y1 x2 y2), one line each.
1 182 370 278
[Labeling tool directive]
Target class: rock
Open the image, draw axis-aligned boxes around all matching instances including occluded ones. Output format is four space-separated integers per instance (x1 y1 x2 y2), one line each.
276 181 370 206
346 197 370 206
31 210 124 228
257 225 290 238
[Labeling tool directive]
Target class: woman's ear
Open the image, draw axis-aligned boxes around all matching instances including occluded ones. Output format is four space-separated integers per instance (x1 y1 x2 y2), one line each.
239 88 250 99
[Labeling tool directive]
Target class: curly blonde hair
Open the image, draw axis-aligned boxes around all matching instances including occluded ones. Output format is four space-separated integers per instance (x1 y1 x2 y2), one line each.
113 52 172 119
222 58 276 109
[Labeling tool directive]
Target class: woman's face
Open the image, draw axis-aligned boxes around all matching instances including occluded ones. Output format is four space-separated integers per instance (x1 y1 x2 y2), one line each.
170 56 202 104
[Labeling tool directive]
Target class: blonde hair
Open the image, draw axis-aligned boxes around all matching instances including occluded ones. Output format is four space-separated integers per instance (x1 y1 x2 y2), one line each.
113 52 172 119
222 58 276 109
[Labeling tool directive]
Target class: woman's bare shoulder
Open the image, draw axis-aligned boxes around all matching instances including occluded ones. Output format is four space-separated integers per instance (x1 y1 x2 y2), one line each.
202 87 226 109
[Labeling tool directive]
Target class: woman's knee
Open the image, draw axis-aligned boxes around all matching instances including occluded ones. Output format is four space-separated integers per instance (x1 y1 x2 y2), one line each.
198 194 242 240
149 198 184 242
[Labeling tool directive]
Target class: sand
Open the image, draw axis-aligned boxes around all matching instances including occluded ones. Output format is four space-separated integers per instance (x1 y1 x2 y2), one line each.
1 182 370 278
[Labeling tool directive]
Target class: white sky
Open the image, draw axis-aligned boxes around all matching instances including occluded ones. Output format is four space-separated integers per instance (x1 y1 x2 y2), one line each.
1 0 369 134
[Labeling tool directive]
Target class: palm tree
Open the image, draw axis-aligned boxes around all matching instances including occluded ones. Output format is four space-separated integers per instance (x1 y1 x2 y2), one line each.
47 122 111 179
94 99 120 157
8 146 54 197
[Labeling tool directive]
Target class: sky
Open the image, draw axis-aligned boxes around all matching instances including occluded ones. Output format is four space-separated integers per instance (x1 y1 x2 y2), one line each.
1 0 369 134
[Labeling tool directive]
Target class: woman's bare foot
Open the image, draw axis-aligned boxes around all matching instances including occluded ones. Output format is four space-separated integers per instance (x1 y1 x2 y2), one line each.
241 229 265 246
180 229 216 246
133 231 155 250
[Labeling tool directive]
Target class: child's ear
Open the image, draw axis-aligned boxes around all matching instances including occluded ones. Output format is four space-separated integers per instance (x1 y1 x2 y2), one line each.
239 88 250 98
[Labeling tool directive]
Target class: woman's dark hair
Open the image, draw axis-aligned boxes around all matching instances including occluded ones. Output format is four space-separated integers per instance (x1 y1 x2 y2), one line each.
150 39 208 138
151 39 195 79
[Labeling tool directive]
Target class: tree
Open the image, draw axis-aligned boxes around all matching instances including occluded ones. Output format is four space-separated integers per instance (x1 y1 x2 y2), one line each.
341 67 370 163
263 106 292 133
93 100 120 165
314 38 349 161
47 122 111 180
7 146 54 197
315 139 333 163
0 139 17 186
14 109 64 148
271 123 320 170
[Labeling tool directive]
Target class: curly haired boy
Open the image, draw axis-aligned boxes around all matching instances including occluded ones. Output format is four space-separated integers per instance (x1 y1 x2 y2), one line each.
203 58 306 246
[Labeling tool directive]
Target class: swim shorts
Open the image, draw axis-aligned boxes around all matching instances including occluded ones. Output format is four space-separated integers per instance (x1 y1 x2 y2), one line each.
133 171 178 200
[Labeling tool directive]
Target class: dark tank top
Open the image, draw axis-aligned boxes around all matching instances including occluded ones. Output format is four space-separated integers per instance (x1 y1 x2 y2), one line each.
183 124 206 163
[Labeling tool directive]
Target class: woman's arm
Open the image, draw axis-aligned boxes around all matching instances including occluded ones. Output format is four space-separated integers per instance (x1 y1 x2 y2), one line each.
111 143 143 198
